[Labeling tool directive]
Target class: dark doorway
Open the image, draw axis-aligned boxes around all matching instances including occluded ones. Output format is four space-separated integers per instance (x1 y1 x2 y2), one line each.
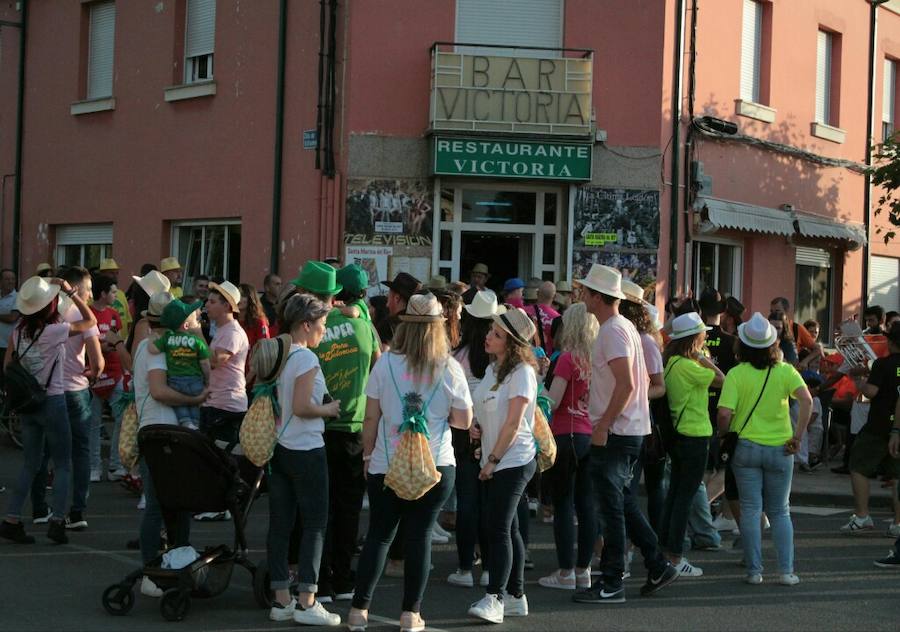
460 232 530 294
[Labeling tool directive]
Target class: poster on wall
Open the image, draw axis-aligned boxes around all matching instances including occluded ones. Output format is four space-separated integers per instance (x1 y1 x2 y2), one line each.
345 245 392 297
346 179 434 238
572 187 660 299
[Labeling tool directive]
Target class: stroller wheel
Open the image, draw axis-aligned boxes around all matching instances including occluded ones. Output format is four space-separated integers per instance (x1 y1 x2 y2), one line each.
252 559 272 609
160 588 191 622
102 584 135 616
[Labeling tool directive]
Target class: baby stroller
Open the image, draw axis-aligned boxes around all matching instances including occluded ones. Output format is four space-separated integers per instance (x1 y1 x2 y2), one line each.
101 424 269 621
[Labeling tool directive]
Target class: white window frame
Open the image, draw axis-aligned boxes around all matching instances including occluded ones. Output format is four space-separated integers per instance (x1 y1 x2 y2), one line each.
794 246 834 342
170 219 240 287
815 30 834 125
55 244 114 269
884 57 897 140
87 1 116 99
740 0 763 104
184 0 216 84
691 238 743 298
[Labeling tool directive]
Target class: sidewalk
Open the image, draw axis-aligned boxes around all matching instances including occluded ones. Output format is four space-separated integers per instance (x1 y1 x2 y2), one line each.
790 465 895 509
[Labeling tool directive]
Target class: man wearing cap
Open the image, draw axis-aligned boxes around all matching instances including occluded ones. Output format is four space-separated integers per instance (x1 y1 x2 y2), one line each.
574 264 677 604
294 261 380 601
199 281 249 467
501 278 526 309
98 258 133 340
524 281 560 356
379 272 422 346
0 269 18 389
160 257 184 299
462 263 490 305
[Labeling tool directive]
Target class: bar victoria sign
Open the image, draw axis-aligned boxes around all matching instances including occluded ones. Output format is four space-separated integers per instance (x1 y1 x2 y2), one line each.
433 137 592 181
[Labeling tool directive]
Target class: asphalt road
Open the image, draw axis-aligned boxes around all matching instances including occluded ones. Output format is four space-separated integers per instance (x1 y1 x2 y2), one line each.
0 438 897 632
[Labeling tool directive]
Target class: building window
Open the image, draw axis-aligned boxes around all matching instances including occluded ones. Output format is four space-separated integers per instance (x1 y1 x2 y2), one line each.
185 0 216 83
54 223 114 270
172 221 240 289
455 0 563 56
692 241 742 299
795 246 833 340
815 29 840 127
869 255 899 313
884 58 897 140
87 1 116 99
740 0 768 104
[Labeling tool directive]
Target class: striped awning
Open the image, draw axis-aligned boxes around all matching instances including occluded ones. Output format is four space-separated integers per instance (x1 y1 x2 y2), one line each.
795 214 867 247
699 197 795 236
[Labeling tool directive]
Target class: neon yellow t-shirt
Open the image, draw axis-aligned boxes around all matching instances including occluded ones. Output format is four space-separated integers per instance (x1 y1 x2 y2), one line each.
718 362 805 446
664 356 715 437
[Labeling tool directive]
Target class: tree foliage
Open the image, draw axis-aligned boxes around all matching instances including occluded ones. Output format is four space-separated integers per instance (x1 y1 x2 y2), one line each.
869 134 900 243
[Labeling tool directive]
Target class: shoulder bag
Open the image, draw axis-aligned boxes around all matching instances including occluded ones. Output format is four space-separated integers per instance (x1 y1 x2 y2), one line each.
719 366 772 463
4 328 60 414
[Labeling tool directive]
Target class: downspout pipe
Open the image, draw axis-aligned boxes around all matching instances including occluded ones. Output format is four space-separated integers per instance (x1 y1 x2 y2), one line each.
668 0 686 299
269 0 288 274
863 1 888 308
11 0 27 277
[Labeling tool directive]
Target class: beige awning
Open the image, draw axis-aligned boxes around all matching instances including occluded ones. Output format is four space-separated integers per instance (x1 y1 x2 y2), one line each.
795 214 867 247
699 197 795 236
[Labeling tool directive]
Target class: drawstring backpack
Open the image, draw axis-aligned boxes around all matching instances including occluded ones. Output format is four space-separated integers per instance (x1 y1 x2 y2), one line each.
116 391 143 470
240 351 300 467
382 356 447 500
533 384 557 471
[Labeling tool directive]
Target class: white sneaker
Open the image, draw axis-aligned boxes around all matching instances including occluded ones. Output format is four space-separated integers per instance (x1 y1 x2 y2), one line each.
762 515 771 530
292 601 341 626
137 495 146 510
575 569 591 589
538 571 576 590
712 515 738 531
502 592 528 616
90 470 102 483
840 514 875 533
32 509 52 525
194 511 231 521
623 549 634 579
269 598 296 621
745 574 763 585
431 527 449 544
675 558 703 577
140 576 163 598
468 593 503 624
887 523 900 538
778 573 800 586
107 468 128 482
448 570 474 587
432 523 452 539
480 571 490 587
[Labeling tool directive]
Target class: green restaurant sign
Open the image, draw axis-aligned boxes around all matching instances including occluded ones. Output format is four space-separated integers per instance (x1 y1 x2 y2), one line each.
433 137 593 181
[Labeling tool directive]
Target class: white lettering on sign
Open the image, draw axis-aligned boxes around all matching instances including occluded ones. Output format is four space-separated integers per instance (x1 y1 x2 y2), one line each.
450 159 572 178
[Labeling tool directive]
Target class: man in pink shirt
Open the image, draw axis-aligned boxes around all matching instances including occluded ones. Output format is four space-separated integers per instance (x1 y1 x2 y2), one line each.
573 264 677 606
523 281 560 355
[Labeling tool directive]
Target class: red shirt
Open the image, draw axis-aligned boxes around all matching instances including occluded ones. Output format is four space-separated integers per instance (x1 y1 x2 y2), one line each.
549 352 592 436
241 317 270 373
524 303 560 355
91 304 123 397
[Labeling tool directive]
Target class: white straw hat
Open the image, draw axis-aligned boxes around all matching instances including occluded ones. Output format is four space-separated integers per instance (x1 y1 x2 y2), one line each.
738 312 778 349
398 293 444 323
620 279 647 305
464 290 507 320
645 304 663 330
132 270 171 297
669 312 712 340
15 276 62 315
493 307 536 347
574 264 626 300
143 291 174 319
209 281 241 313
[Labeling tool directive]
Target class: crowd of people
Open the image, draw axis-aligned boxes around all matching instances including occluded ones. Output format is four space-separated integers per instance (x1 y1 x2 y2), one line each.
0 255 898 629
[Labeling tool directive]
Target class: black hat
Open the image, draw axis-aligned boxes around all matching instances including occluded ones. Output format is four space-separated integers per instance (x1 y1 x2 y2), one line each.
725 296 745 318
382 272 422 301
699 287 727 315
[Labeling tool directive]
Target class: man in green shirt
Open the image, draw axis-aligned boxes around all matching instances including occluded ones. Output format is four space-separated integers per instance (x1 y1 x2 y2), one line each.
291 261 380 601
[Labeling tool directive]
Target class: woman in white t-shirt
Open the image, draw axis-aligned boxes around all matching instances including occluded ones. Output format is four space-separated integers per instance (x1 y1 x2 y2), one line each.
1 276 95 546
266 293 342 627
467 308 538 624
349 293 472 632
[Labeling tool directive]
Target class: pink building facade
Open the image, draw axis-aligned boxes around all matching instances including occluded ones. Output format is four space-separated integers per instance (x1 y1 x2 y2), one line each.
0 0 897 334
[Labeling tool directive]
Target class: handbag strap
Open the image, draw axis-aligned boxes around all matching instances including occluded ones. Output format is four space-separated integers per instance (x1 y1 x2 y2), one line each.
664 357 688 431
16 326 61 390
735 366 772 437
534 305 546 351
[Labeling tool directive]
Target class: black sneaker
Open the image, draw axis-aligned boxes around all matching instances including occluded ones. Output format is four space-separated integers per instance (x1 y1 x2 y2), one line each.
572 583 625 604
874 550 900 569
0 520 35 544
65 511 88 531
32 507 51 524
640 562 678 596
47 519 69 544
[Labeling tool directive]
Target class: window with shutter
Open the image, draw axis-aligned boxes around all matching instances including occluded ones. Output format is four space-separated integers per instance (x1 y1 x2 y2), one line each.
55 223 114 269
185 0 216 83
795 246 833 337
884 58 896 140
455 0 563 57
87 2 116 99
869 256 900 312
740 0 762 104
815 30 832 125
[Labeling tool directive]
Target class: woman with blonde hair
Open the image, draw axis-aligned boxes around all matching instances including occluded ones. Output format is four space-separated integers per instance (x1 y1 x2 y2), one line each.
538 303 598 591
349 293 472 632
468 308 538 624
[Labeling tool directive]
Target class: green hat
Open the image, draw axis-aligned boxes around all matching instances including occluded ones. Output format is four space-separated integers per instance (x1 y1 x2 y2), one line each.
160 298 203 330
291 260 343 296
336 264 368 295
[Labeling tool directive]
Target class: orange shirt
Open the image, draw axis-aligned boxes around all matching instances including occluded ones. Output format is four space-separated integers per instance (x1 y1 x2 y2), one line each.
788 319 817 352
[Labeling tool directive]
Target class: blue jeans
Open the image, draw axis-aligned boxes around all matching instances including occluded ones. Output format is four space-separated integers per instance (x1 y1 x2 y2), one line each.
66 389 94 513
168 375 204 425
267 445 329 593
483 460 536 597
590 434 667 588
549 433 596 570
685 481 722 549
5 395 71 521
91 381 126 472
139 460 191 565
732 439 795 575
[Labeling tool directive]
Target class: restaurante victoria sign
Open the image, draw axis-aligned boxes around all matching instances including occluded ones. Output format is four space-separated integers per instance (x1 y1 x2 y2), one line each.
433 137 593 181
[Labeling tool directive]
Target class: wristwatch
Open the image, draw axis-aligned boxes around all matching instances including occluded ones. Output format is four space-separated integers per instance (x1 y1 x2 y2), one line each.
488 453 501 465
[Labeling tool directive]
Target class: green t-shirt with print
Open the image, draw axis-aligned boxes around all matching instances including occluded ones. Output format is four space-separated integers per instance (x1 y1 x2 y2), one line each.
154 330 210 378
664 356 715 437
718 362 805 446
350 298 371 322
313 309 378 433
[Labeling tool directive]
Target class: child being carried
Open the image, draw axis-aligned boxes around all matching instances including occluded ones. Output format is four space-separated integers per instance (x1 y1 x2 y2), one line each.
148 299 211 429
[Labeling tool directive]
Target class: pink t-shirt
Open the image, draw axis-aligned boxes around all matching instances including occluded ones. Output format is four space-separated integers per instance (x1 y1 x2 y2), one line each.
589 314 650 436
550 351 592 436
63 305 100 392
641 333 663 375
204 318 249 413
13 322 70 396
524 303 560 354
